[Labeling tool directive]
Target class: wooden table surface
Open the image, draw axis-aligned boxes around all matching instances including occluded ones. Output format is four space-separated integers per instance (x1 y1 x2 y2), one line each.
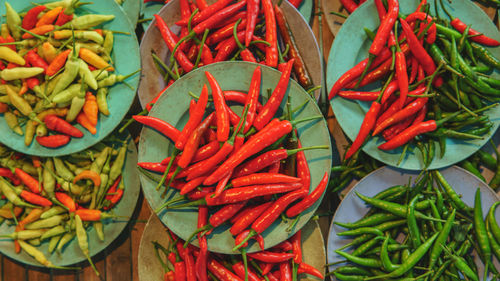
1 0 497 280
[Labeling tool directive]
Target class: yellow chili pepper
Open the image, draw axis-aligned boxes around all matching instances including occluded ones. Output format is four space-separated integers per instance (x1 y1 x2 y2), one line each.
0 46 26 65
79 48 114 71
4 111 23 135
24 120 37 146
1 67 44 81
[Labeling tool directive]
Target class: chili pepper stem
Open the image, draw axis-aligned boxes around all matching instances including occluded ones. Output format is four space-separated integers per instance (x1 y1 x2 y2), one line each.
183 224 211 248
355 55 375 89
290 115 323 126
233 230 257 251
156 149 178 191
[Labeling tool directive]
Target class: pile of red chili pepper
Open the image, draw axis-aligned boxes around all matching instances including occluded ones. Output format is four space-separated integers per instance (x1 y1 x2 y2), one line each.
137 65 330 253
330 0 500 167
153 227 323 281
0 135 129 274
142 0 315 113
330 170 500 280
0 1 137 148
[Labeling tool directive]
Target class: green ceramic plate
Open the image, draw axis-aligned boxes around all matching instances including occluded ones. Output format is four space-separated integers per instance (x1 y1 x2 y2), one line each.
119 0 141 27
0 0 140 157
138 61 332 254
0 132 141 267
327 0 500 170
139 0 322 108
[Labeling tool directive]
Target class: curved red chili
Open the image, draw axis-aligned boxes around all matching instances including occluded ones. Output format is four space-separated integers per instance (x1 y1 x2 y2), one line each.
133 115 180 143
339 90 380 101
373 97 428 136
0 168 21 185
380 80 399 105
137 162 168 173
230 202 272 235
15 168 42 194
262 0 278 67
248 252 295 263
208 258 243 281
280 262 292 281
176 0 233 26
451 18 500 47
45 114 83 138
192 1 247 36
180 177 207 195
344 101 381 160
286 172 328 217
290 230 302 264
22 6 46 30
177 113 215 168
232 262 260 281
195 205 208 281
369 0 399 57
405 12 436 44
297 262 324 279
205 71 230 142
175 85 209 149
231 173 300 187
378 120 437 150
244 67 261 133
36 135 70 148
340 0 358 13
245 0 260 46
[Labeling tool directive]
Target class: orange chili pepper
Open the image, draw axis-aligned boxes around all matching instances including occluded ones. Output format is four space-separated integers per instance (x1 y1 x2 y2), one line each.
14 208 44 253
31 156 41 168
0 206 23 219
22 24 55 39
36 7 63 27
79 48 114 71
73 170 101 187
46 49 71 76
94 29 103 36
76 112 96 135
83 92 98 126
55 192 76 212
19 80 28 95
41 42 58 63
0 102 8 113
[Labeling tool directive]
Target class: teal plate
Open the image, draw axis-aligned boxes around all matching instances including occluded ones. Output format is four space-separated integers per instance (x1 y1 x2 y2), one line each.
119 0 141 27
327 166 500 280
0 0 140 157
138 61 332 254
0 132 141 267
140 0 313 31
327 0 500 170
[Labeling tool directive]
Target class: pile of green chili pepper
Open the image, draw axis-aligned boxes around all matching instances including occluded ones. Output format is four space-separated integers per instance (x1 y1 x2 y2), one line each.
152 227 323 281
0 0 138 148
329 0 500 167
330 170 500 280
0 133 129 274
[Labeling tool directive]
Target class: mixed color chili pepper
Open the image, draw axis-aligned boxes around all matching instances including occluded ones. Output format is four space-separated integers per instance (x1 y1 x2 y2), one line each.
0 1 138 148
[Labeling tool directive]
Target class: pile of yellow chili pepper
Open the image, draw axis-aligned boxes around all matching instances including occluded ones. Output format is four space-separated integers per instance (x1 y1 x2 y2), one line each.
0 0 136 148
0 134 129 274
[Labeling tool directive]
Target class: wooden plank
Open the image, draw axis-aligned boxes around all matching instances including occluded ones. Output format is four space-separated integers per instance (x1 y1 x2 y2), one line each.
78 253 107 281
27 266 51 281
105 227 132 281
131 198 152 281
50 269 78 281
3 256 26 281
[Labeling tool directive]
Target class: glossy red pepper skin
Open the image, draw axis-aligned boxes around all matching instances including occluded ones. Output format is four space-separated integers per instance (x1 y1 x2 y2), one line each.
195 205 208 281
409 57 419 84
382 115 415 141
232 262 260 281
184 247 196 281
240 49 257 62
134 115 180 143
242 67 261 133
209 201 247 227
138 162 167 173
188 187 215 201
395 51 408 109
248 252 295 263
195 0 209 10
45 115 83 138
186 142 233 181
290 230 302 264
176 0 233 26
205 182 302 206
231 173 300 187
245 0 260 46
369 0 398 56
162 140 219 165
297 262 324 279
0 168 21 185
104 176 122 210
55 192 76 212
230 202 272 235
286 172 328 217
204 120 293 185
234 229 265 249
214 31 245 62
205 71 230 142
380 80 399 105
22 6 46 30
344 102 381 160
176 85 209 150
373 97 428 136
26 77 40 90
376 86 426 126
232 148 288 177
206 18 247 46
174 261 187 281
54 9 73 26
180 177 207 195
400 19 442 87
405 12 436 44
177 113 215 168
253 59 294 130
192 1 247 35
345 56 392 89
280 262 292 281
154 15 194 73
25 50 49 73
379 120 437 150
451 18 500 46
340 0 358 13
223 91 263 111
36 135 70 148
339 90 380 101
262 0 278 67
208 258 243 281
19 190 51 206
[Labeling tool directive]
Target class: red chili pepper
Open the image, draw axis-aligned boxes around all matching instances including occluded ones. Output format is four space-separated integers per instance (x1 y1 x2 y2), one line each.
19 190 52 206
374 0 386 18
234 229 265 249
344 100 382 160
138 162 168 173
195 205 208 281
176 0 233 26
184 247 196 281
146 81 174 112
55 9 73 26
188 187 215 201
185 140 233 181
412 103 427 125
0 168 21 185
297 262 324 279
340 0 358 13
280 262 292 281
244 0 260 47
134 115 180 143
22 6 46 30
154 15 194 73
405 12 436 44
180 177 207 195
25 50 49 73
231 173 300 187
241 67 262 134
162 140 219 165
223 91 262 111
400 18 442 87
75 209 114 221
262 0 278 67
451 18 500 46
176 86 209 150
216 11 248 29
267 161 280 173
339 90 380 101
266 272 279 281
177 113 215 168
380 80 399 105
191 1 248 36
240 49 257 63
208 258 243 281
26 77 40 90
195 0 209 10
286 172 328 217
373 97 428 136
15 168 42 194
382 115 415 141
290 230 302 264
369 0 399 57
248 252 295 263
376 86 426 127
409 57 419 84
104 176 122 207
395 54 408 109
214 31 246 62
206 18 247 46
289 0 303 8
378 120 436 150
55 192 76 212
345 56 393 89
230 202 272 235
253 60 294 130
232 262 260 281
175 261 187 281
204 120 293 185
44 114 83 138
205 77 231 142
46 49 71 76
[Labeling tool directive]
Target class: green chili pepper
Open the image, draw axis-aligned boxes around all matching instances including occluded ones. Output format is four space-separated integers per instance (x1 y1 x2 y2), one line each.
107 143 126 186
103 30 113 61
41 206 66 219
460 160 486 181
51 47 81 96
337 220 406 251
4 112 23 135
333 272 366 281
75 214 99 275
0 178 39 208
335 213 399 229
90 147 110 174
471 43 500 70
79 60 98 90
51 83 81 104
48 234 62 254
334 266 372 276
335 250 382 268
434 171 469 211
56 232 75 253
407 196 421 248
25 215 68 230
97 70 140 88
92 69 109 81
473 188 491 266
4 2 21 40
0 229 45 240
337 227 385 237
94 88 110 116
94 221 104 241
40 225 66 241
380 234 400 271
1 67 44 81
62 14 115 29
